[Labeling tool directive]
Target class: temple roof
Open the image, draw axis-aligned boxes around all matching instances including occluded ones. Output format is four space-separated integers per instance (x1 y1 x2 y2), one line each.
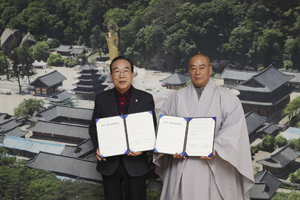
0 118 22 134
51 44 73 52
4 127 28 137
30 70 67 87
2 135 65 155
257 145 300 168
28 105 93 123
26 152 102 182
245 111 267 135
281 70 300 84
28 120 89 140
249 170 281 199
73 84 107 94
159 73 190 85
233 65 294 93
220 68 258 81
45 90 75 103
60 139 95 158
257 123 279 135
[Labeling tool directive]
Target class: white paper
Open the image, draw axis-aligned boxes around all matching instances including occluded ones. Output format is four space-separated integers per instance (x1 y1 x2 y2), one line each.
185 118 215 156
126 111 156 152
96 116 127 157
155 116 187 155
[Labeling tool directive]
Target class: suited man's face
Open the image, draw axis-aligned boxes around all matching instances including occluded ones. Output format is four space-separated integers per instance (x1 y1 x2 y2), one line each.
110 59 134 93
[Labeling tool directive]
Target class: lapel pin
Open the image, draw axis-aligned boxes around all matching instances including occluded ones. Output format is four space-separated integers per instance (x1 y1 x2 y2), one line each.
135 99 138 102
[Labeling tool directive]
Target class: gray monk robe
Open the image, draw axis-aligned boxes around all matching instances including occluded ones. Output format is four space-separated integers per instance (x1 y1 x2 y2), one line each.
154 78 254 200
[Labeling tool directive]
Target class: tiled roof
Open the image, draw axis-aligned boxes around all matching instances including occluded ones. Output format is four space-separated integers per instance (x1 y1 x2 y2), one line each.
2 135 65 154
28 120 89 140
4 127 28 137
233 65 294 92
281 70 300 84
30 70 67 87
245 111 266 135
159 73 190 85
51 45 72 52
257 123 279 135
70 48 85 55
45 90 75 103
220 68 258 81
1 28 19 46
0 113 16 124
0 118 22 134
28 105 93 124
60 139 94 158
257 145 300 168
26 152 102 182
249 170 281 199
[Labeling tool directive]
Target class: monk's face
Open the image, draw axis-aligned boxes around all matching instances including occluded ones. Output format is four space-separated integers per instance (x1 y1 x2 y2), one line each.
110 59 134 93
188 55 212 88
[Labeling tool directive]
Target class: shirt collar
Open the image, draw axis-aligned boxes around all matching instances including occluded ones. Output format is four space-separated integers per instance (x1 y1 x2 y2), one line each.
115 86 132 97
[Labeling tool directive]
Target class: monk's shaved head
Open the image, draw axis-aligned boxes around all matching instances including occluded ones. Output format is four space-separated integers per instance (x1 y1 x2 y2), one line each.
189 53 211 66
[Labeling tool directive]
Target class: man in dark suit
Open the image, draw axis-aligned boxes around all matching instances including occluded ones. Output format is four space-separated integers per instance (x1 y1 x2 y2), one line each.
89 56 156 200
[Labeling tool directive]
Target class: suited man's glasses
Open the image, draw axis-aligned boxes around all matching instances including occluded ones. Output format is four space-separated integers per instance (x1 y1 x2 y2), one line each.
112 69 131 76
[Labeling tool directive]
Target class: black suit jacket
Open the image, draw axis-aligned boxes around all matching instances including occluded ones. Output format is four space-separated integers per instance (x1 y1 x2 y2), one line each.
89 86 156 177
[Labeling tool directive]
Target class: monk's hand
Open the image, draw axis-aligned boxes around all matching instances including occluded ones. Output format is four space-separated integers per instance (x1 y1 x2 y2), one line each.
128 151 143 156
96 148 106 161
173 153 186 159
200 150 216 160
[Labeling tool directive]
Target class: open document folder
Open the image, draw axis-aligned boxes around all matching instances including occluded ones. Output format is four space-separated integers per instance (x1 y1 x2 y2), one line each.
96 111 156 157
155 115 216 157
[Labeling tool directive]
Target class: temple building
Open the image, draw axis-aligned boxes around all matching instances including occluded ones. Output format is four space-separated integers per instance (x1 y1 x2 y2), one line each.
221 67 300 88
30 70 66 96
220 68 257 87
28 120 89 143
159 72 190 89
256 145 300 175
28 105 93 126
249 170 281 200
73 64 107 100
233 66 295 119
45 90 75 106
26 152 102 183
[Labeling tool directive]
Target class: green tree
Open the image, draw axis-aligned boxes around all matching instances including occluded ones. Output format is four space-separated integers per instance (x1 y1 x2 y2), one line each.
274 135 288 148
289 138 300 151
77 53 88 65
0 147 15 166
47 53 66 66
90 25 104 57
33 41 49 62
283 96 300 120
14 98 44 119
17 42 35 84
290 169 300 184
272 192 289 200
26 177 60 199
260 135 275 152
8 48 23 93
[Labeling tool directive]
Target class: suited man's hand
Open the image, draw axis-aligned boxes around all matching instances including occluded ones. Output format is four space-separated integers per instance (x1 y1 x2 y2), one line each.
96 148 106 161
128 151 143 156
173 153 186 159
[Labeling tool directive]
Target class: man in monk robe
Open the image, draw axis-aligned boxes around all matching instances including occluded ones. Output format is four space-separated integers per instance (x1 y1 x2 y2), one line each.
153 53 254 200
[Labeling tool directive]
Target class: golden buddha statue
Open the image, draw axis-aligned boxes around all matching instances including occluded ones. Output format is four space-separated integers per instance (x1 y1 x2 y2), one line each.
106 24 119 61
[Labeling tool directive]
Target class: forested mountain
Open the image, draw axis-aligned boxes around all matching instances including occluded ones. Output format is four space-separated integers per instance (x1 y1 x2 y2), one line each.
1 0 300 72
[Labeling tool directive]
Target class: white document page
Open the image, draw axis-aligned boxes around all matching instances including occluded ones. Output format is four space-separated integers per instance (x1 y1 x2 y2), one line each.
96 116 127 157
185 118 215 156
126 111 156 152
155 115 187 155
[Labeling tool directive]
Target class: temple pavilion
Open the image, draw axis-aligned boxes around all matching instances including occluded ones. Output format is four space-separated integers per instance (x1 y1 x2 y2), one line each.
72 64 107 100
233 65 295 119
